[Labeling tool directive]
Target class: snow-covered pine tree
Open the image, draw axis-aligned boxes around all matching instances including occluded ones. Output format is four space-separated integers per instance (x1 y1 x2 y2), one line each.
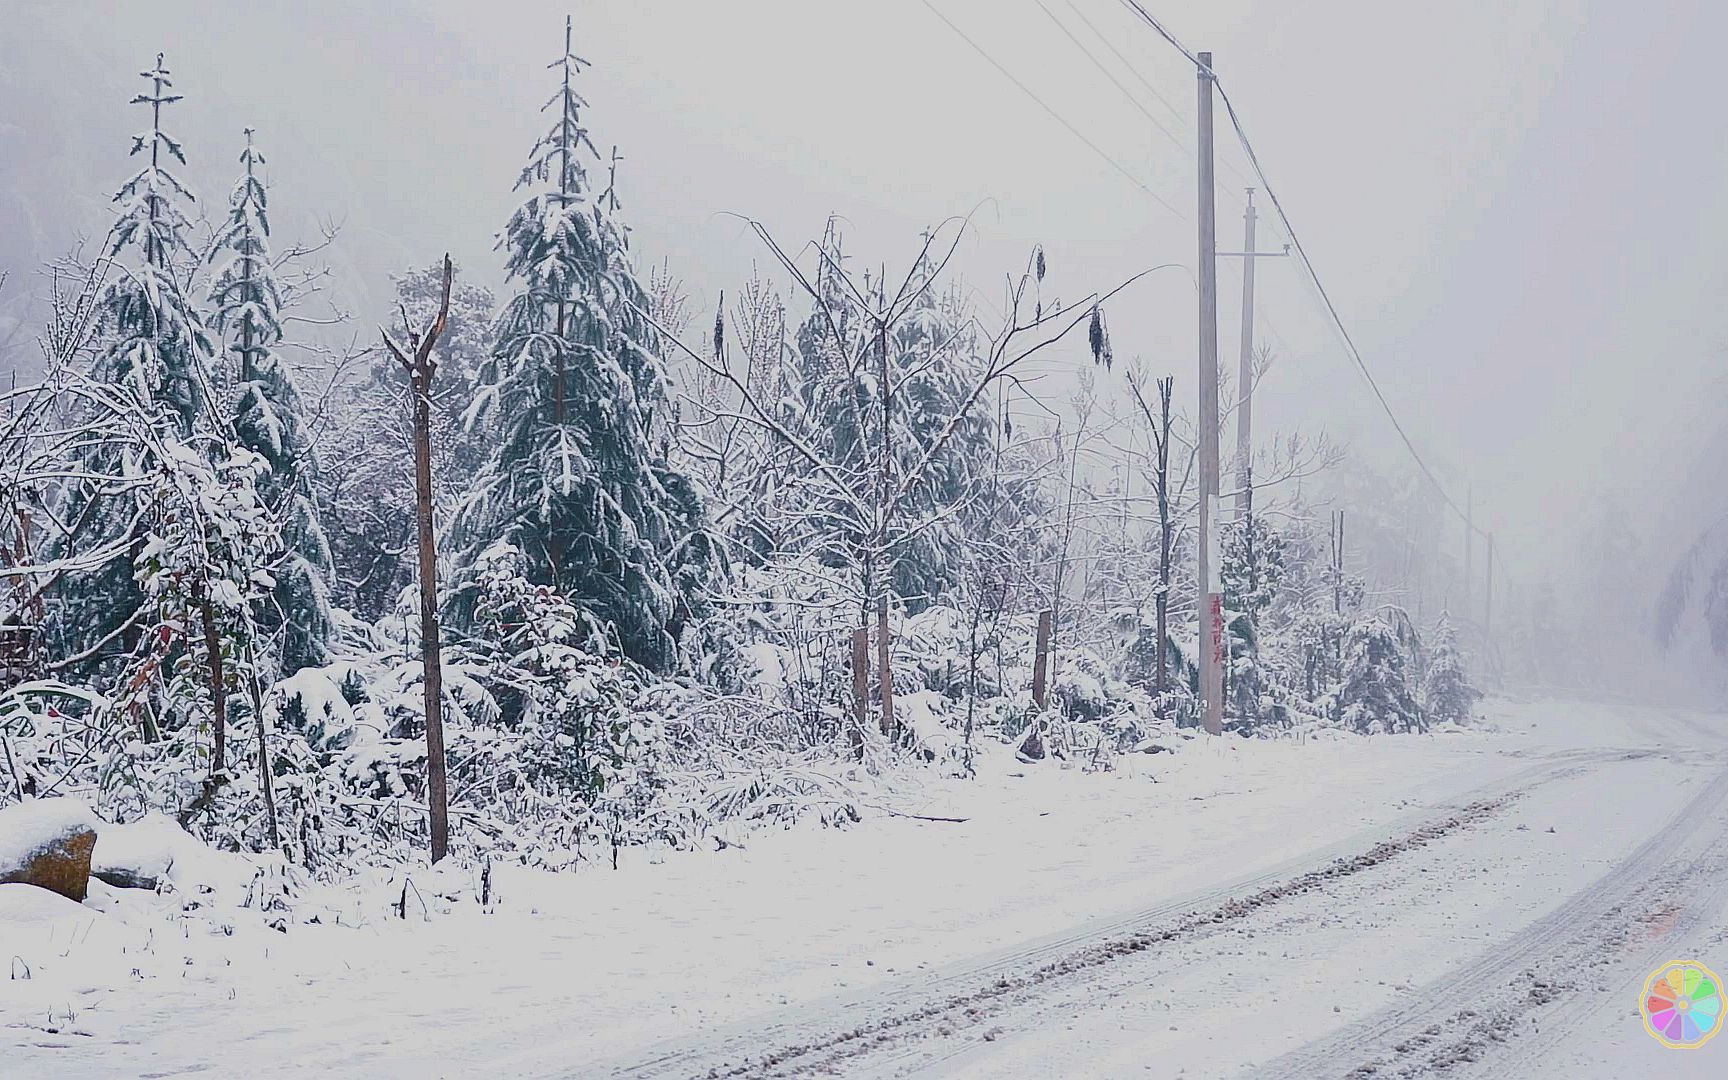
450 20 713 671
103 54 211 436
208 128 333 675
1421 612 1478 725
1222 509 1289 724
1336 615 1425 733
44 54 217 670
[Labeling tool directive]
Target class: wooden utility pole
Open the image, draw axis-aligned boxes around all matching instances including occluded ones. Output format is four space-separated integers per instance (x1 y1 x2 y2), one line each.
381 254 454 864
1219 189 1290 519
1196 51 1224 736
1484 531 1495 647
1463 486 1474 625
1233 189 1257 520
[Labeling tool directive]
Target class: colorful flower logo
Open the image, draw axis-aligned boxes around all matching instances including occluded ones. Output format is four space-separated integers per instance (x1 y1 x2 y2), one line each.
1641 960 1722 1049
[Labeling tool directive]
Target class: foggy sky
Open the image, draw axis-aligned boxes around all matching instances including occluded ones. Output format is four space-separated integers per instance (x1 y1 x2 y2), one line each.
4 0 1726 595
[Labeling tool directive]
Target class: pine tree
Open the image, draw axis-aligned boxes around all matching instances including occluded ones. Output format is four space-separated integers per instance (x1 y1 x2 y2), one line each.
1421 613 1478 725
102 54 211 436
450 19 713 671
1222 510 1288 723
208 128 333 675
1337 616 1425 733
44 54 215 669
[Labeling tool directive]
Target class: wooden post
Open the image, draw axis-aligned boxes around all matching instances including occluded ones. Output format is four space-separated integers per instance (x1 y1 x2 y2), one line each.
1031 608 1054 710
382 254 454 864
850 626 870 759
876 597 896 740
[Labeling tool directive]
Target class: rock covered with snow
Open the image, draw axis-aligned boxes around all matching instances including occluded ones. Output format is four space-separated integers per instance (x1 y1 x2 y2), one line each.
93 812 259 900
0 797 102 902
91 813 184 891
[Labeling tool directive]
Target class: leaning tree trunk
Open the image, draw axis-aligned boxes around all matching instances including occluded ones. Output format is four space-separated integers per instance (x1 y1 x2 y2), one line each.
245 644 279 849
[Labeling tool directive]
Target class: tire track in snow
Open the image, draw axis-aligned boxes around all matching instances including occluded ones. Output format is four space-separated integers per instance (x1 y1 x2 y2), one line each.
1251 755 1728 1078
602 747 1641 1079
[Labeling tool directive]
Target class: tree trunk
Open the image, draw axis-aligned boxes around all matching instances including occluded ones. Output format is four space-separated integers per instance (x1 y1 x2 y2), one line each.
1155 377 1173 710
411 368 449 863
198 594 226 778
246 649 279 849
876 595 895 740
849 626 870 760
1032 608 1053 710
383 255 455 865
874 313 895 742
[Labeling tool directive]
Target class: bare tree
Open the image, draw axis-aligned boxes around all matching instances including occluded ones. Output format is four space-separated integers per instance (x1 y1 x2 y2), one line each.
380 254 454 864
641 218 1176 755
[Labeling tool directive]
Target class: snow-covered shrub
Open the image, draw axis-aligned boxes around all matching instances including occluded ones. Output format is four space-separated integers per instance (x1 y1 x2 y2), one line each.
1336 616 1425 734
465 542 661 799
899 605 972 696
1421 615 1479 725
712 555 860 720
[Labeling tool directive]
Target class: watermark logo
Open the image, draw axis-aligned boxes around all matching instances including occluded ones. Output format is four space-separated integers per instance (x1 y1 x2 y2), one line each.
1640 960 1722 1049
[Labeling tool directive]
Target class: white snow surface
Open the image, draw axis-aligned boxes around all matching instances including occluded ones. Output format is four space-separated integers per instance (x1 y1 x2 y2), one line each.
2 698 1726 1078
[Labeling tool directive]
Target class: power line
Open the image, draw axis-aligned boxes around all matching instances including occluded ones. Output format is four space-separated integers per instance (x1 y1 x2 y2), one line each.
1036 1 1187 154
1061 0 1260 195
1213 82 1481 534
1039 0 1250 215
1065 0 1185 128
921 0 1186 221
1112 0 1202 66
1112 0 1491 543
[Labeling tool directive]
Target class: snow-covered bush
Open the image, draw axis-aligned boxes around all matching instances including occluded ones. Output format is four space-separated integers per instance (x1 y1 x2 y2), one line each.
1336 616 1425 734
1421 614 1479 726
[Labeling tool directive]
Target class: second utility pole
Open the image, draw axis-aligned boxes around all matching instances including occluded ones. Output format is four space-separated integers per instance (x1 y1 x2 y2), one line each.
1234 189 1257 519
1196 50 1224 737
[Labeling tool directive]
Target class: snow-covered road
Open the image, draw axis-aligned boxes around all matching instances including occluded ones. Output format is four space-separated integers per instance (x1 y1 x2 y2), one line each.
601 699 1728 1079
5 698 1727 1078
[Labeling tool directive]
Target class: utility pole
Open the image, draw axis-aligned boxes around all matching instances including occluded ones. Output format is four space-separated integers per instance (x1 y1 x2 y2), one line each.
1484 531 1494 648
1463 486 1474 626
1219 189 1291 520
1196 50 1224 736
1234 189 1256 519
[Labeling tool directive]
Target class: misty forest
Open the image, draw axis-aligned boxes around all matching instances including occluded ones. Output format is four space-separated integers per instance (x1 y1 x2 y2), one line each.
3 4 1726 1078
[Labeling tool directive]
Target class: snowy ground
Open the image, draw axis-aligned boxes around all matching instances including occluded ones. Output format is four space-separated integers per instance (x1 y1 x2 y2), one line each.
3 697 1726 1078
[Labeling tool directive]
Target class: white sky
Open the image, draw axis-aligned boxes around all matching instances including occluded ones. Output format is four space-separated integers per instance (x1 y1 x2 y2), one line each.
4 0 1726 584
